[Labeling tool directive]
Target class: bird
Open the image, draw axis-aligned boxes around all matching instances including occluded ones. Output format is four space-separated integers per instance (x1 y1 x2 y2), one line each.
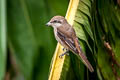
46 16 94 72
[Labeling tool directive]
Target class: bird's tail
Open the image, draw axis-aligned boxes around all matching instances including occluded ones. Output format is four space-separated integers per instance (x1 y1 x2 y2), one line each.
74 37 94 72
78 49 94 72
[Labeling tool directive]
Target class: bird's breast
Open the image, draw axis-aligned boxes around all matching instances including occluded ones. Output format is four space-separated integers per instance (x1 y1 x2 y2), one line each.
54 28 67 48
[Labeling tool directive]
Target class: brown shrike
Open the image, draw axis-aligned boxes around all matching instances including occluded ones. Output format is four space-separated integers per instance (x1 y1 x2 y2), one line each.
46 16 94 72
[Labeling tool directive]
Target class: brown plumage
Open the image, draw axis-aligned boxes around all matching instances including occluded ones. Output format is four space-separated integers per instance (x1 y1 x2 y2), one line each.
46 16 94 72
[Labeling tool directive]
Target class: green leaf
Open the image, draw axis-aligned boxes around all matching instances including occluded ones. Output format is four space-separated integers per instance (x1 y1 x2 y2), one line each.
0 0 6 79
76 0 94 41
92 0 120 79
7 0 68 80
7 0 37 79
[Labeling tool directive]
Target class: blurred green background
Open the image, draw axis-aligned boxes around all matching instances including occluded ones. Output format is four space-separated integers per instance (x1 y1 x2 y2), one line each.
1 0 120 80
0 0 69 80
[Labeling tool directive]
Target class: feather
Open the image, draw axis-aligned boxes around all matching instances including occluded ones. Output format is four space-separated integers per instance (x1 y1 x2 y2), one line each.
56 26 94 72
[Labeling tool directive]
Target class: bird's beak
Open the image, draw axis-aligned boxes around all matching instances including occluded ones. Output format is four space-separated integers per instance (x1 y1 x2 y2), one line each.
46 22 51 26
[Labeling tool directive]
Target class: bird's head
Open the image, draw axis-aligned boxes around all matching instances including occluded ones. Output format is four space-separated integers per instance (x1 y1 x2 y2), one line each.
46 16 67 28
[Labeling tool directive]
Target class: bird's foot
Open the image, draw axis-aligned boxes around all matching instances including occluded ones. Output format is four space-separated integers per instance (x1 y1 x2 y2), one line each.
59 50 69 58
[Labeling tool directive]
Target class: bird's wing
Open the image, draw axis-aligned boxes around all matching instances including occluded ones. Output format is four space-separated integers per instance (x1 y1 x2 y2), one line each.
57 27 94 72
57 28 78 53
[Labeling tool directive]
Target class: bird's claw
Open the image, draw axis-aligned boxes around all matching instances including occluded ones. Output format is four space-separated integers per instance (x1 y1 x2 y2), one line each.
59 50 69 59
59 55 63 59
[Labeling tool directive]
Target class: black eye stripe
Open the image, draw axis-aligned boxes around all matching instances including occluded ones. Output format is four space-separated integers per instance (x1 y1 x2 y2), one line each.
54 20 57 22
57 21 61 23
51 20 61 23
